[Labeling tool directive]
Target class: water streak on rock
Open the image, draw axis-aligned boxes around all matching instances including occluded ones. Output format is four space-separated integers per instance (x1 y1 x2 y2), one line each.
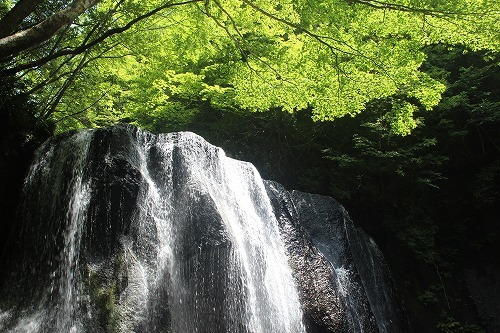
0 125 406 333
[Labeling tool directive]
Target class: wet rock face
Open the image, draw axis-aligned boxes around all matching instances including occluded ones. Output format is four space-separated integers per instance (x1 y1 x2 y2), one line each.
266 181 408 333
0 125 406 333
265 181 346 333
84 127 144 257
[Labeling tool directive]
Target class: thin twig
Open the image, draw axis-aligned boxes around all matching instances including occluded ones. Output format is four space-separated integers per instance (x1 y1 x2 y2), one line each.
54 91 108 124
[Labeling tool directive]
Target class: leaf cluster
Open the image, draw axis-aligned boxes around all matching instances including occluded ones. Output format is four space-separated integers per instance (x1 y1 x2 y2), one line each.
1 0 497 135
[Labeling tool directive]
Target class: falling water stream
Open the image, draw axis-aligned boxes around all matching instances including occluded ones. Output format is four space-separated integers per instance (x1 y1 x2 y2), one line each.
0 127 305 333
0 125 406 333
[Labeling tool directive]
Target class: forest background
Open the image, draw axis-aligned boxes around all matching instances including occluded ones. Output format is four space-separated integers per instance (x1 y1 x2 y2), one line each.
0 1 499 332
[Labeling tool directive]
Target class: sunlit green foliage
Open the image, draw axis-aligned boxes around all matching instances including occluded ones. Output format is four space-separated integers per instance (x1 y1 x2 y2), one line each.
14 0 495 134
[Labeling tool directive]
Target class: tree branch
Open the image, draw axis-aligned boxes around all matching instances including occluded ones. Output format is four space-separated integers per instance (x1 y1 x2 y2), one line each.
41 52 90 121
54 91 108 124
0 0 102 59
0 0 204 76
351 0 493 16
0 0 44 38
241 0 345 56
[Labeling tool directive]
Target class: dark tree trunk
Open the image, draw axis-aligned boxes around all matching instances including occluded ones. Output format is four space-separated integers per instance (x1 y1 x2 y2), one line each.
0 0 44 39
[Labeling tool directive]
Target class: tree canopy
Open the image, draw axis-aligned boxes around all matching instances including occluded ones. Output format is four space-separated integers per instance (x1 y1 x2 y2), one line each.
0 0 498 134
1 2 499 332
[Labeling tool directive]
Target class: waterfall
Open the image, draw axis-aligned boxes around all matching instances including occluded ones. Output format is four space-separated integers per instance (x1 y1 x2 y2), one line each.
0 126 305 333
0 125 406 333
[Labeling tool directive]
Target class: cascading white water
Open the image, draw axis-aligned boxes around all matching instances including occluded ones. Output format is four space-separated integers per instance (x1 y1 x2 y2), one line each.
176 133 304 333
128 130 306 333
55 132 93 333
0 127 306 333
1 125 407 333
0 130 93 333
